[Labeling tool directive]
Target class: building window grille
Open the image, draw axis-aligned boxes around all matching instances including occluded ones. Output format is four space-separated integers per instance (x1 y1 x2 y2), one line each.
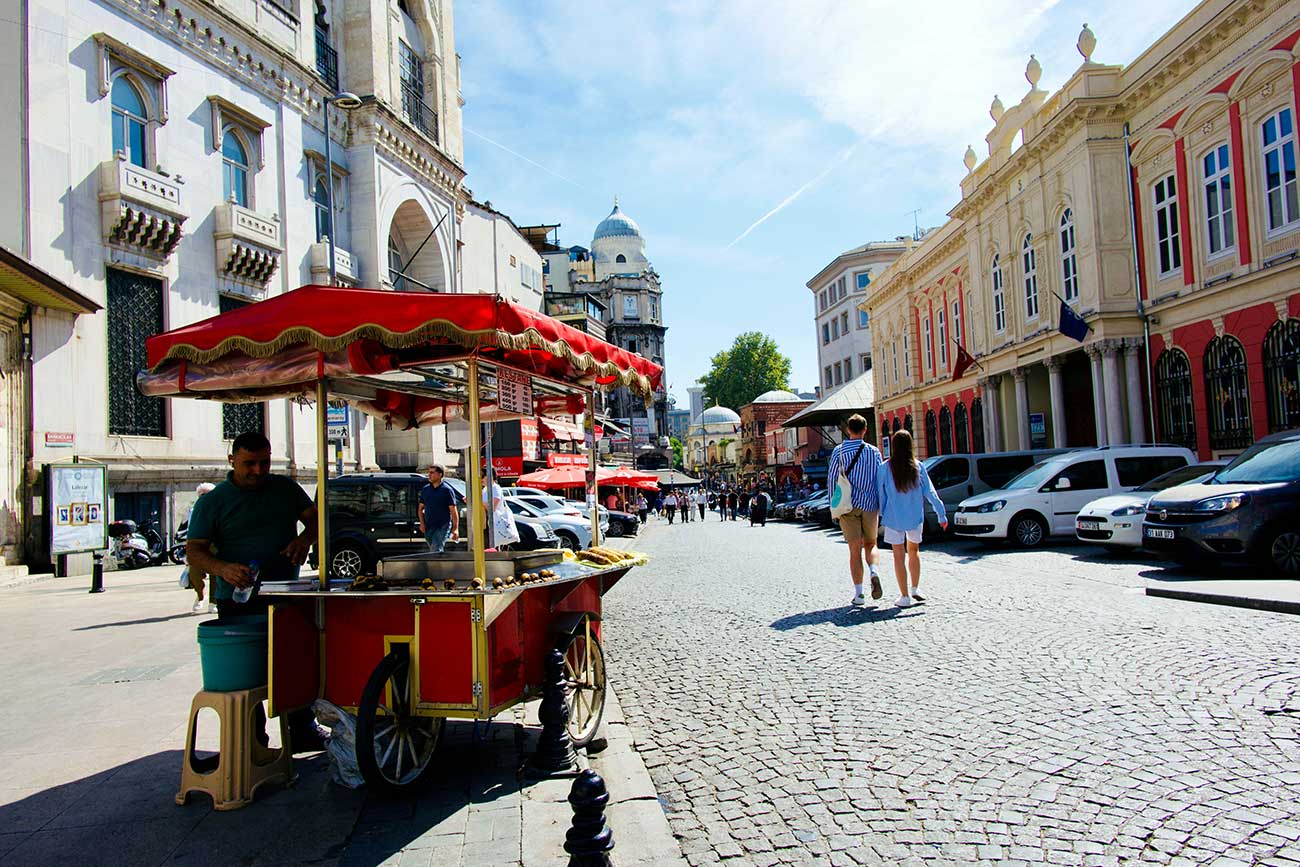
1059 209 1078 302
1263 318 1300 433
924 410 937 457
1153 174 1181 275
1022 234 1038 319
315 26 339 91
970 398 985 453
399 41 438 142
107 268 166 437
939 405 953 455
222 129 250 207
219 295 266 438
111 76 149 168
991 254 1005 332
954 402 969 453
313 175 331 242
1203 336 1252 450
1202 144 1234 256
1262 108 1299 233
1155 348 1197 451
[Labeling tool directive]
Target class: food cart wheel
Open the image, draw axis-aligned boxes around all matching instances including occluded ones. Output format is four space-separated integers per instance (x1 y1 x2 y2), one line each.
356 649 443 794
560 627 606 747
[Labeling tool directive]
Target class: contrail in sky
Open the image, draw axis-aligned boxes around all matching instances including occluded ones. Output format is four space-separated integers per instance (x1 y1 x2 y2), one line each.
465 126 591 192
725 142 859 249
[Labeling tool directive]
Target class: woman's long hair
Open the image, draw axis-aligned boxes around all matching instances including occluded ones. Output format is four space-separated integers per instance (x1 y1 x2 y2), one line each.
890 429 919 493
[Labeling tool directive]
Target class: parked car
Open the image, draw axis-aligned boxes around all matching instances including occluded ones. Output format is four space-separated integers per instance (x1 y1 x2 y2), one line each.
808 500 833 527
920 449 1072 535
774 496 817 521
603 510 639 537
512 512 562 550
1142 429 1300 575
1075 461 1225 549
795 492 829 521
326 472 455 578
953 445 1196 547
503 497 600 549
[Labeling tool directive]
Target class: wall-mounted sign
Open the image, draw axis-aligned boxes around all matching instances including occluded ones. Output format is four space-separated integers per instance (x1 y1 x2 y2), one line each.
47 463 107 555
45 432 75 448
1029 412 1047 449
327 405 349 442
497 368 533 417
547 453 588 468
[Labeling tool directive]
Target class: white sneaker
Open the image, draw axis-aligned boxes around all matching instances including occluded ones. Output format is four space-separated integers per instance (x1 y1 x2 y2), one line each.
191 599 204 614
850 593 866 607
207 603 217 615
896 595 914 609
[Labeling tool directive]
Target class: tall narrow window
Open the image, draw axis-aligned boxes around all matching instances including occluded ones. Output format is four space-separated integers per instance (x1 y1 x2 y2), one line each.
856 271 871 291
924 410 937 456
923 318 933 374
220 295 266 438
951 299 961 345
221 129 250 207
1203 144 1235 256
1263 318 1300 433
111 76 148 168
903 333 911 378
834 362 843 386
1059 209 1078 302
822 323 830 345
1262 108 1299 233
937 308 948 367
1022 234 1038 319
1203 336 1252 450
831 318 839 340
824 366 832 388
399 40 435 139
858 309 869 329
107 268 166 436
991 255 1006 332
388 235 407 291
954 403 969 453
1155 349 1196 451
313 175 331 242
939 406 953 455
891 340 899 386
1153 174 1181 275
970 398 985 453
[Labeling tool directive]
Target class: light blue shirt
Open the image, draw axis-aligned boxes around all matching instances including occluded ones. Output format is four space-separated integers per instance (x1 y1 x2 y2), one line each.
876 462 946 531
826 439 883 512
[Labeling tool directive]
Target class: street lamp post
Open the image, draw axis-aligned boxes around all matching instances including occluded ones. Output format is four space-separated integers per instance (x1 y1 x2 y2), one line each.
322 92 362 284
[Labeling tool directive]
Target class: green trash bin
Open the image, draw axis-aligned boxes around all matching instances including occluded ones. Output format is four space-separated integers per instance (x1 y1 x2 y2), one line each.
196 615 268 692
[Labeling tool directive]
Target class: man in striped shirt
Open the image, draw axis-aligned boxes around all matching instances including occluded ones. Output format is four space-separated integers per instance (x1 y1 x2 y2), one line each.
826 413 884 606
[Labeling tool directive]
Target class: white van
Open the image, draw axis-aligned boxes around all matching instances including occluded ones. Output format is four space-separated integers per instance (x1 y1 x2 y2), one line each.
920 450 1071 535
952 445 1196 547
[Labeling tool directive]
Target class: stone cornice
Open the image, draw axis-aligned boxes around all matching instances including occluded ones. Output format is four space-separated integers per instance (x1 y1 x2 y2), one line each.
354 105 467 201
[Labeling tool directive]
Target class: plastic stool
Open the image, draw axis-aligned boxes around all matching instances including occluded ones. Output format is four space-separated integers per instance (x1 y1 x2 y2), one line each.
175 685 296 811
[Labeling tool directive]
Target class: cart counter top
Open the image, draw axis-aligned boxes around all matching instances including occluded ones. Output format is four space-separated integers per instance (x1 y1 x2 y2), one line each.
257 558 635 598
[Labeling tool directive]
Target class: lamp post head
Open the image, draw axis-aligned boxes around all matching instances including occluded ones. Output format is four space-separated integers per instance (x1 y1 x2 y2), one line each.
331 92 363 110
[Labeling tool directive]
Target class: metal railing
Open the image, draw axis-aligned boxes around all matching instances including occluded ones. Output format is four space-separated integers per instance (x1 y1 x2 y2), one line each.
400 80 439 143
315 28 339 92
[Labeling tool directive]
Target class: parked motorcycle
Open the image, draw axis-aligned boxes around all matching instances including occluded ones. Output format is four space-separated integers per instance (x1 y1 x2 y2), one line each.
108 520 169 569
168 520 188 565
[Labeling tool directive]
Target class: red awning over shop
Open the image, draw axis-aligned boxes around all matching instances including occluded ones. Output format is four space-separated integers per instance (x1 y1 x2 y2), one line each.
538 417 584 442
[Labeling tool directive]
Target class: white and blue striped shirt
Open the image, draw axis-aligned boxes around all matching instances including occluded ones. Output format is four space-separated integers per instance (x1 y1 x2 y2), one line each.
826 438 883 512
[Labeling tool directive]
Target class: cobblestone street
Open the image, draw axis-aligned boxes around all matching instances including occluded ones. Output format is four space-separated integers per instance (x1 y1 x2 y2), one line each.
604 517 1300 866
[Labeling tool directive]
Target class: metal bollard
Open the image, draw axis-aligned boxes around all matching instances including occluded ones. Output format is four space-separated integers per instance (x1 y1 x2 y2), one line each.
564 769 614 866
89 551 105 594
527 647 577 777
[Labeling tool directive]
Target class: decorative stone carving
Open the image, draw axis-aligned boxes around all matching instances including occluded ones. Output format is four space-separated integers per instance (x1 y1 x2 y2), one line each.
990 95 1005 122
214 202 281 286
94 32 174 122
98 157 187 259
1077 24 1096 62
964 145 978 172
1261 82 1274 98
1026 55 1042 89
1201 121 1213 136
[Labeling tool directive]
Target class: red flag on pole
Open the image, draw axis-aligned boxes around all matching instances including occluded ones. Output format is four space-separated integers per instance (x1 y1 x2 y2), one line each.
952 343 979 380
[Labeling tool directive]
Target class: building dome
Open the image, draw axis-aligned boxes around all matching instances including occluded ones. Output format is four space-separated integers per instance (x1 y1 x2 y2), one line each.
699 405 741 425
752 389 803 404
592 203 643 244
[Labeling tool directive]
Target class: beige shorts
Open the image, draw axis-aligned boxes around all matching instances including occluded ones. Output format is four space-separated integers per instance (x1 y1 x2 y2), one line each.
838 508 879 544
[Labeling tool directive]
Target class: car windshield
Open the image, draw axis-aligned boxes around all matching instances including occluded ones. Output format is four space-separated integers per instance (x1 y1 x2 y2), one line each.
921 457 940 470
1211 439 1300 485
1135 464 1218 492
1002 457 1070 490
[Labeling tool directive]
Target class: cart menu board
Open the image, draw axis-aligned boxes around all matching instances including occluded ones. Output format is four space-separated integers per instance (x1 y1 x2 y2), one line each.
48 464 107 555
497 368 533 417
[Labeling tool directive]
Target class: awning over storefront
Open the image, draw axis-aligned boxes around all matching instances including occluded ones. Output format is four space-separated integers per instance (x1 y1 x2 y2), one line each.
782 372 874 429
539 417 584 442
0 246 99 314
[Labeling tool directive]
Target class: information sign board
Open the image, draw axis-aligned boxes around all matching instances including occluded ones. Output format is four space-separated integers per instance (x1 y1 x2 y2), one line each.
48 463 107 555
327 405 349 442
497 368 533 417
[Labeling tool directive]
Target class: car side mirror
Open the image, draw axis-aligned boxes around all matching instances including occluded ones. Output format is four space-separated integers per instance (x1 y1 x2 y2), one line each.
1056 477 1072 490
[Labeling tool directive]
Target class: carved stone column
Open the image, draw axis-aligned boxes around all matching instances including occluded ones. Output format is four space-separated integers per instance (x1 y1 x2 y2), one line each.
1046 356 1068 448
1101 340 1125 445
1012 368 1030 450
1122 340 1146 444
1086 343 1108 446
980 375 1003 452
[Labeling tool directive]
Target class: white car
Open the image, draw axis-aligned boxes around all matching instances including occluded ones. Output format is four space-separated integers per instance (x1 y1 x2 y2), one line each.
503 497 606 550
953 445 1196 547
1074 461 1225 548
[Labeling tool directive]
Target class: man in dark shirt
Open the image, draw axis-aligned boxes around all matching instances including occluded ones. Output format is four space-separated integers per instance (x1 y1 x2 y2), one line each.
418 464 459 553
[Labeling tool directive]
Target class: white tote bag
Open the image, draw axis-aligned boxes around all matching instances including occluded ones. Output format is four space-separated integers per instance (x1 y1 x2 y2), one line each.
829 444 865 520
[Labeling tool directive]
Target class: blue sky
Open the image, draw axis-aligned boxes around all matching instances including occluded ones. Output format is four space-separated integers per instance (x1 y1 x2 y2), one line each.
455 0 1192 410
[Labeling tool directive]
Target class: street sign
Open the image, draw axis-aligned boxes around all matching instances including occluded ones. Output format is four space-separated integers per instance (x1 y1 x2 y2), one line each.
47 463 107 555
1029 412 1047 449
327 405 349 442
498 368 533 417
45 432 75 448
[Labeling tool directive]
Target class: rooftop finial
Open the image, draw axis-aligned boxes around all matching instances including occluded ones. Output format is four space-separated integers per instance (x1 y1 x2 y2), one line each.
1026 54 1042 88
614 195 619 208
1077 24 1097 62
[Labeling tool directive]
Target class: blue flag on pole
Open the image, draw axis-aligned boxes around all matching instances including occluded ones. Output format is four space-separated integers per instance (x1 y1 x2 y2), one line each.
1058 299 1091 343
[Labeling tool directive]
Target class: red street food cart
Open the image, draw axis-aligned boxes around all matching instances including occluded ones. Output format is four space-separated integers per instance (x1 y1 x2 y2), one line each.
139 286 662 793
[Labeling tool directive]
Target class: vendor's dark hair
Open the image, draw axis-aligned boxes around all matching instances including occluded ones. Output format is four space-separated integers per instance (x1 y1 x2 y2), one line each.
231 431 272 455
889 430 919 493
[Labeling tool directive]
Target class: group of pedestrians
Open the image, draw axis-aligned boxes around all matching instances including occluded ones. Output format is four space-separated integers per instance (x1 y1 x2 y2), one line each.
827 413 946 610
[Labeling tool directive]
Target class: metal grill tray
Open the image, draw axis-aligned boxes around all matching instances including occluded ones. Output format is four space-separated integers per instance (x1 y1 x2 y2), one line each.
377 550 564 583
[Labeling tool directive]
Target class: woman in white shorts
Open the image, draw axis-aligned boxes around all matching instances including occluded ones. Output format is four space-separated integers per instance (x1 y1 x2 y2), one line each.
875 430 947 608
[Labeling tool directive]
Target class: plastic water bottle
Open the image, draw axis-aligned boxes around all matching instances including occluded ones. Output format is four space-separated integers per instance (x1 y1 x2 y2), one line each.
232 559 259 604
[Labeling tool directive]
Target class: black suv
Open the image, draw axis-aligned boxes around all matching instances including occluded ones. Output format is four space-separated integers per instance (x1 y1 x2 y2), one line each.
1143 429 1300 575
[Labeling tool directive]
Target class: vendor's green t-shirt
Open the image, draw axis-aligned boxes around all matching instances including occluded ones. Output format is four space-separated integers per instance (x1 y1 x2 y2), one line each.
188 472 313 601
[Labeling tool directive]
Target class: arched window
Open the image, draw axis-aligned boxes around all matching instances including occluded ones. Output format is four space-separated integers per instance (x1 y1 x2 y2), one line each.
924 410 937 457
1263 318 1300 433
939 406 953 455
388 235 407 291
970 398 985 453
891 417 901 435
1203 337 1252 450
903 413 913 435
615 254 627 264
111 76 148 168
313 176 331 242
990 254 1006 332
1155 349 1196 450
221 129 250 207
1059 209 1078 302
954 402 969 453
1022 234 1039 319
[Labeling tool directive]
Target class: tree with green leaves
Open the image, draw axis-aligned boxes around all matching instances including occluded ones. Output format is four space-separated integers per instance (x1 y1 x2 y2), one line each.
699 332 793 410
670 437 684 469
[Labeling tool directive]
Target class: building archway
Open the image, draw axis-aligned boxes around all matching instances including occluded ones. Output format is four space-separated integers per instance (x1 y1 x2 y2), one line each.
386 198 448 292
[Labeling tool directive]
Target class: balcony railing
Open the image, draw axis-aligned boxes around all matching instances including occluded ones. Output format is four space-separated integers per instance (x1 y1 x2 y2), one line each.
400 80 439 143
315 28 338 92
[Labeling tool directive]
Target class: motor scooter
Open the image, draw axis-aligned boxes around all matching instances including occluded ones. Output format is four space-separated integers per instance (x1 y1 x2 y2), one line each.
168 520 188 565
108 520 169 569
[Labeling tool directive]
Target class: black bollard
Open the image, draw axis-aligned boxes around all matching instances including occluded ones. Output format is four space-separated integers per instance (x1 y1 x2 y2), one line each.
565 769 614 866
89 552 105 594
527 647 578 777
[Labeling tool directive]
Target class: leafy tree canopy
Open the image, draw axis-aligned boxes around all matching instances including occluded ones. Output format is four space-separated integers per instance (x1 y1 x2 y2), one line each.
699 332 792 410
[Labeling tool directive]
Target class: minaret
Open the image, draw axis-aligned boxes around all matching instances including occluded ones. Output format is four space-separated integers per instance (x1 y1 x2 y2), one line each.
688 386 705 422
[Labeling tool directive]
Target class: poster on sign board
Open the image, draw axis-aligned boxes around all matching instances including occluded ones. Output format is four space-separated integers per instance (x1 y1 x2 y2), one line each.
47 463 107 555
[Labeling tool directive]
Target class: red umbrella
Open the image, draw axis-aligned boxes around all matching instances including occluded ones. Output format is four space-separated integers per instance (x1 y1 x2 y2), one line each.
516 466 587 489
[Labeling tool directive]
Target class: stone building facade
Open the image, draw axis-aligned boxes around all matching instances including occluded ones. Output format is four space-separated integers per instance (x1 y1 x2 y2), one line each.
737 390 812 475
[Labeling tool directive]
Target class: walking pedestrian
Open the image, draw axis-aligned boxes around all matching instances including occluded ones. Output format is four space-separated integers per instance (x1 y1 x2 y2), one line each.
665 492 677 524
418 464 459 553
749 487 768 527
637 492 649 524
679 490 691 523
876 429 946 608
183 482 216 614
727 490 738 520
827 413 885 607
696 487 707 521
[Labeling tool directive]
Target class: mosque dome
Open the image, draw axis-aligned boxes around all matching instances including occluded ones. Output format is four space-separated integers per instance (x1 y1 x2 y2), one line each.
592 203 643 244
751 389 803 404
699 405 741 425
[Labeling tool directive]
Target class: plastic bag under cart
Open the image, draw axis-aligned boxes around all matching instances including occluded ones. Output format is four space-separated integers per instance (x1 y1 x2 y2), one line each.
313 699 364 788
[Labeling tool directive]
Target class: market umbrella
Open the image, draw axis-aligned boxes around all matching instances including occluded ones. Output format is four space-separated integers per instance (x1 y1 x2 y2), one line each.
602 466 658 485
516 466 588 489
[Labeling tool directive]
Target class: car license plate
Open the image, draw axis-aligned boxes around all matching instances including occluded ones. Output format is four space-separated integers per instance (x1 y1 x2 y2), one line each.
1077 520 1099 531
1145 527 1175 540
955 514 969 525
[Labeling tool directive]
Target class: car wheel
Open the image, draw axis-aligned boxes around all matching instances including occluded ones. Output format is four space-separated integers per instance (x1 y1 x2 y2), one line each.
1010 513 1047 548
330 544 367 580
1264 528 1300 577
556 531 578 551
605 521 624 538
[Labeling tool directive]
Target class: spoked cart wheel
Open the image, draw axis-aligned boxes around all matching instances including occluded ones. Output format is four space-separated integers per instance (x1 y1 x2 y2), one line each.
560 623 606 747
355 649 444 794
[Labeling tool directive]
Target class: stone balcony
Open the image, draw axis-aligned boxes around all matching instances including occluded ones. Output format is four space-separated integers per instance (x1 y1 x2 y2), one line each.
214 202 282 289
98 157 187 259
308 240 357 284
